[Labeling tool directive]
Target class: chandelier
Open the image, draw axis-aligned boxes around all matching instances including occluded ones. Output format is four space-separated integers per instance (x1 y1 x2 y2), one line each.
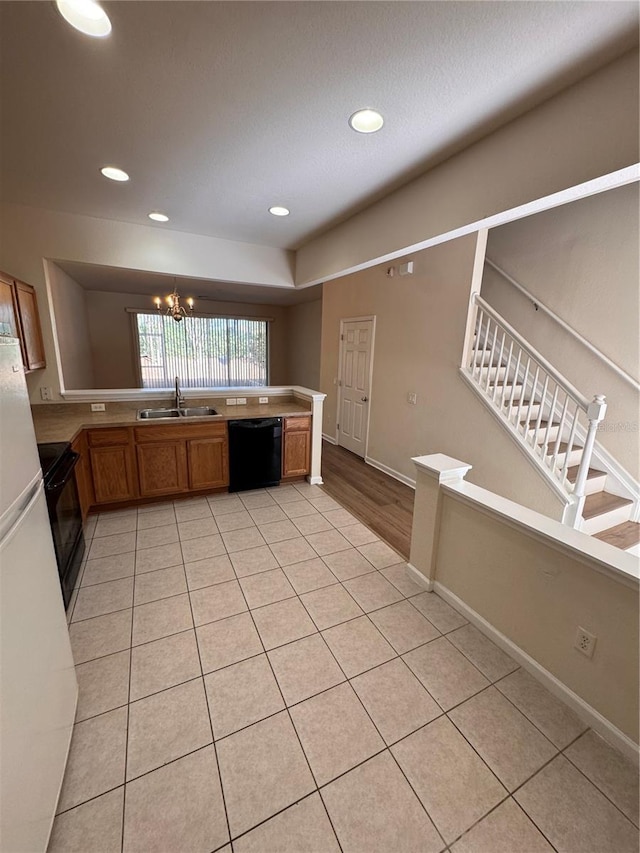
153 283 194 322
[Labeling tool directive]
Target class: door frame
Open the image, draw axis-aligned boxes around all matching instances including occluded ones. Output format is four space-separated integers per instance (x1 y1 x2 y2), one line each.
335 315 377 458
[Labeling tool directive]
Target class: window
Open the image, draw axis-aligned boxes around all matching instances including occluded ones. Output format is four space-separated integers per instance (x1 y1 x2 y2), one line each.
135 312 268 388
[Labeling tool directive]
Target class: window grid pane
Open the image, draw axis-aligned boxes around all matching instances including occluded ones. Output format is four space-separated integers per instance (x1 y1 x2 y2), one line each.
136 313 267 388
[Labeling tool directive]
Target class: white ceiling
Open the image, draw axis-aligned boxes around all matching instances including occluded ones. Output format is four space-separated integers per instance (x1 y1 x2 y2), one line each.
1 2 637 251
55 260 322 306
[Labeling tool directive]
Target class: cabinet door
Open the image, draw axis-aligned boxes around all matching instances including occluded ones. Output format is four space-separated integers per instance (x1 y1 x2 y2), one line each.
90 445 137 503
188 437 229 490
137 441 189 497
282 429 310 477
71 434 93 521
0 277 19 338
14 282 46 370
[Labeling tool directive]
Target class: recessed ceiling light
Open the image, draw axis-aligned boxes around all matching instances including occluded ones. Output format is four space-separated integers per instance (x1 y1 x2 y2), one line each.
100 166 129 182
148 212 169 222
269 206 290 217
349 108 384 134
56 0 112 38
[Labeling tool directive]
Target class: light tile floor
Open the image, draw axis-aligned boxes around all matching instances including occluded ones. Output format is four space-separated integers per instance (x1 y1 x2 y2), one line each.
51 482 639 852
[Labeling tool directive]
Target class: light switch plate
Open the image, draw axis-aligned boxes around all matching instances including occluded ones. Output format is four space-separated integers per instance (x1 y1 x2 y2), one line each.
91 403 106 412
226 398 237 405
236 397 247 405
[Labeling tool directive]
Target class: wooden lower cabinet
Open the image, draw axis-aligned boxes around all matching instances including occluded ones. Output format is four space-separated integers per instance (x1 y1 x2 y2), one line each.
282 416 311 477
90 445 137 504
80 415 309 507
137 441 189 497
188 437 229 490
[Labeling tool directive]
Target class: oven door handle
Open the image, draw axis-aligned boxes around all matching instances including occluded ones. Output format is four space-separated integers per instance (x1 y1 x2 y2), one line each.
45 451 80 493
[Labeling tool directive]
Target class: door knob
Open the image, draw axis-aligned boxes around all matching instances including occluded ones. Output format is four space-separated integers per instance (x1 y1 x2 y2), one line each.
361 396 368 402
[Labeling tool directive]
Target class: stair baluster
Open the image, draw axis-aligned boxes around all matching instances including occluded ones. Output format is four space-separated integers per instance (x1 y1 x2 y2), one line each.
462 293 610 530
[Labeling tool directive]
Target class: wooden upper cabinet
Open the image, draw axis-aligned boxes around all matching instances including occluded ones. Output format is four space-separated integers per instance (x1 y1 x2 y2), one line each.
14 281 46 371
0 271 46 371
0 273 19 339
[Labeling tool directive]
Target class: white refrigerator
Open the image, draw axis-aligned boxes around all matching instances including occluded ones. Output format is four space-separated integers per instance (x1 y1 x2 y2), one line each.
0 338 77 852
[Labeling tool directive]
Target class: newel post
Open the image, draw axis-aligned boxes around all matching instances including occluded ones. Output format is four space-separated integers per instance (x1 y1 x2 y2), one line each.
566 394 607 528
409 454 472 590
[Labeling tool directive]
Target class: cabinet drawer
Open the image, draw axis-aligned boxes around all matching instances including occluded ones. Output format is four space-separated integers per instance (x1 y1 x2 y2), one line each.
284 416 311 432
87 428 131 447
134 421 227 443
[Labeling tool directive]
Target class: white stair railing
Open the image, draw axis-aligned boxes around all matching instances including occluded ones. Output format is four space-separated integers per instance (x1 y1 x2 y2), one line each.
460 293 608 527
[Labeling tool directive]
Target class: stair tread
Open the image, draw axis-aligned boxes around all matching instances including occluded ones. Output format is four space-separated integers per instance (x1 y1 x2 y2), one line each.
554 441 584 453
583 491 633 519
566 465 607 483
593 521 640 550
522 419 558 428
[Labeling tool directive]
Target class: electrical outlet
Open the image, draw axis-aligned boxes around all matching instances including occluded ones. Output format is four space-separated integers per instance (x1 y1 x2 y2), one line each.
574 627 597 659
91 403 106 412
407 392 417 405
236 397 247 405
40 387 53 401
226 398 237 405
259 396 269 404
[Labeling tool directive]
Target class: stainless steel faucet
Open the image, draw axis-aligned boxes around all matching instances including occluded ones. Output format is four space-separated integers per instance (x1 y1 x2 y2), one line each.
175 375 185 410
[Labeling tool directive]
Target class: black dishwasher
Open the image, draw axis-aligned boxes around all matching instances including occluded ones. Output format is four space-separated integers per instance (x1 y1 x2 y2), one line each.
228 418 282 492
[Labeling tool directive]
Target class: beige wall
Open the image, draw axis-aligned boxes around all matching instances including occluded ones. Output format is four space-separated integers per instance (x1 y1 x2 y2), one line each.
286 299 322 391
297 49 639 285
484 184 639 475
0 204 293 402
1 51 636 403
46 262 95 390
434 494 639 744
321 235 565 519
83 290 290 389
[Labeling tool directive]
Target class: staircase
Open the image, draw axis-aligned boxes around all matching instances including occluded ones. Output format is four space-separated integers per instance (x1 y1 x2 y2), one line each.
460 293 640 554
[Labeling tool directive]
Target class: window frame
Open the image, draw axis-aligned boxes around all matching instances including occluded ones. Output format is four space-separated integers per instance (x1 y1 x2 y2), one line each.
129 308 271 389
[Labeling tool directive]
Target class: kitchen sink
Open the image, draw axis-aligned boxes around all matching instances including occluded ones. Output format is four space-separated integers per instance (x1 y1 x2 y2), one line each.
137 407 218 420
180 407 218 417
138 408 181 419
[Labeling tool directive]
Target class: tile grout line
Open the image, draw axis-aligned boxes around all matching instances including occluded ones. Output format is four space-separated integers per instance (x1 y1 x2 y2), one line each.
181 550 234 852
299 592 451 850
119 517 138 853
68 489 635 849
559 737 639 829
229 565 346 852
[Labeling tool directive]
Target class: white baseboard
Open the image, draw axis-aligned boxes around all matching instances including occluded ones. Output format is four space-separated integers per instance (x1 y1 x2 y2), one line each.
365 456 416 489
307 476 324 485
434 581 639 765
322 432 338 445
406 563 433 591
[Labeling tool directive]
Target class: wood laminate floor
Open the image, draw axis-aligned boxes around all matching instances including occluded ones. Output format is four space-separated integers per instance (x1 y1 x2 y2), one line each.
320 441 414 559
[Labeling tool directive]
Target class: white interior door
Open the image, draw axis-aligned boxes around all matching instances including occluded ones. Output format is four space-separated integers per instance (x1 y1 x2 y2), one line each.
337 318 374 457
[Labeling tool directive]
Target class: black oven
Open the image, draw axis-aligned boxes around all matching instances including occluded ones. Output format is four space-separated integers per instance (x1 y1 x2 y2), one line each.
37 442 86 609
